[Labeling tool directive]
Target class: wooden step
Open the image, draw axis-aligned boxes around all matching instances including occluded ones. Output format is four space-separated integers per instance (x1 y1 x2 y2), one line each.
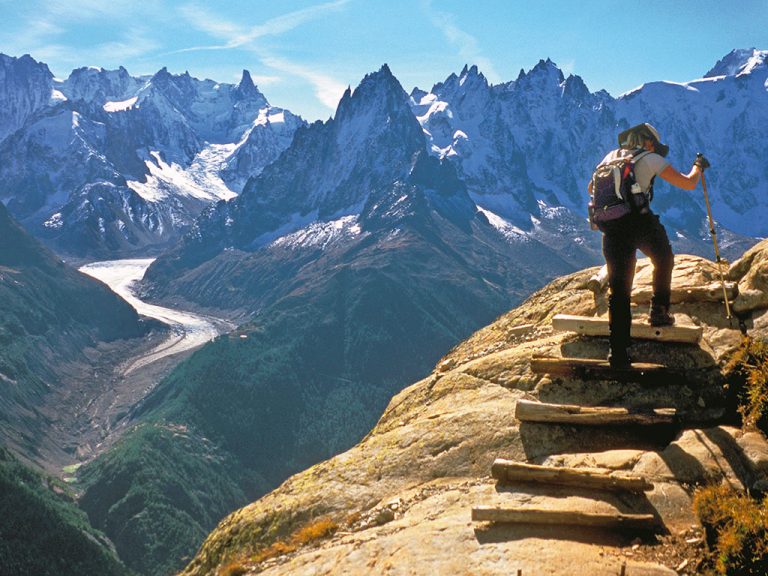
491 459 653 493
552 314 702 344
515 399 676 426
530 356 681 383
471 506 658 530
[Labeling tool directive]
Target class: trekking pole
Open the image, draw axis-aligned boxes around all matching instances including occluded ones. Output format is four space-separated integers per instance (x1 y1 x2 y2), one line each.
699 164 733 324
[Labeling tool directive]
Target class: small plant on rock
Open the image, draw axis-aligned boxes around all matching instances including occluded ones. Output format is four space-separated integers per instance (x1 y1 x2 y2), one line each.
238 516 340 569
724 337 768 433
694 485 768 575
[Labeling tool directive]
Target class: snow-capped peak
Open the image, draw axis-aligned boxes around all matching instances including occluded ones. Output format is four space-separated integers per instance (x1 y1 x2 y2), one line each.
705 48 768 78
517 58 565 85
59 65 146 110
430 64 489 99
236 69 261 99
350 64 401 99
561 74 590 100
334 63 412 125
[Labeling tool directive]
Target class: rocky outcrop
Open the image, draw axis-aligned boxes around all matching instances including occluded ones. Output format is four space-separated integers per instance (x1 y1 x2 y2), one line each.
181 247 768 576
729 237 768 314
0 53 53 144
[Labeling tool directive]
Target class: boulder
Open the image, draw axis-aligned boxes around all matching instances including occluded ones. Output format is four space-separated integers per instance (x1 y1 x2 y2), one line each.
729 238 768 313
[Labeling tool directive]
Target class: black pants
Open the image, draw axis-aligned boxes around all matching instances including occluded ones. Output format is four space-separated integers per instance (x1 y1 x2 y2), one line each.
601 213 674 351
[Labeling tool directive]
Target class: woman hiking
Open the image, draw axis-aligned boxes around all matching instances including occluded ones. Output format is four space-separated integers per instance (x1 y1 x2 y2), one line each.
589 123 709 368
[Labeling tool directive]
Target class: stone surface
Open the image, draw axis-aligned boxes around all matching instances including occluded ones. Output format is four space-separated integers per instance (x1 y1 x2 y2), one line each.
257 479 676 576
634 427 752 490
729 238 768 313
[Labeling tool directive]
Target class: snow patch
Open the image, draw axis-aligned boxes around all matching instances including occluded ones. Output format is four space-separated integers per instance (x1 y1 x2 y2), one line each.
103 96 138 112
739 50 768 76
271 215 361 250
477 206 526 242
43 212 64 229
416 99 451 123
252 210 319 247
254 108 286 126
50 89 67 104
127 146 238 203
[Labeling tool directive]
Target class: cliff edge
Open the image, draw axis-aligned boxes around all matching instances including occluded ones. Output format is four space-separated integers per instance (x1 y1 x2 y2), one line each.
181 239 768 576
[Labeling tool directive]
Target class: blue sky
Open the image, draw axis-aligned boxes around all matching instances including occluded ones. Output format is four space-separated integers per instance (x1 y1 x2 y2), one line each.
1 0 766 120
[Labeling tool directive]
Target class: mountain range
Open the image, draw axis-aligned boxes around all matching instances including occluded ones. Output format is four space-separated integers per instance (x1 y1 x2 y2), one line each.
79 65 579 575
0 54 304 257
1 49 766 262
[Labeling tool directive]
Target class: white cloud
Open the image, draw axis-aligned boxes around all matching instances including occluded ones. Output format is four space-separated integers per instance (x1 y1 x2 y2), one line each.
1 17 63 49
178 0 350 50
233 0 350 46
178 1 350 112
94 28 162 64
560 59 576 77
421 0 501 84
0 2 164 73
42 0 158 20
256 51 346 109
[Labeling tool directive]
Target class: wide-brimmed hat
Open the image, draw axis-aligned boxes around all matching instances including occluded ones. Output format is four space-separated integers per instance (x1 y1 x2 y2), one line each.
618 123 669 157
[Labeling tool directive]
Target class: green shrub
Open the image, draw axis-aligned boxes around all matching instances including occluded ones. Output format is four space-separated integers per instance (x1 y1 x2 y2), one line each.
694 485 768 575
724 337 768 433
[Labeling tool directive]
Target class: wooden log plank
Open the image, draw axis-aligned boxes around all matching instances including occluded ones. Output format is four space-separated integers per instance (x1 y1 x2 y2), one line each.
632 281 737 305
515 399 676 426
491 459 653 492
552 314 702 344
471 506 658 530
529 356 681 384
587 265 609 294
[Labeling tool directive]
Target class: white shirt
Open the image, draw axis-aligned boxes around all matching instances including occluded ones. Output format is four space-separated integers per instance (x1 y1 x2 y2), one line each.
599 149 670 193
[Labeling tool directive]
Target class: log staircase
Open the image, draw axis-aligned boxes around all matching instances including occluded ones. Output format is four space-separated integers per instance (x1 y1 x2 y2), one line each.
471 312 705 536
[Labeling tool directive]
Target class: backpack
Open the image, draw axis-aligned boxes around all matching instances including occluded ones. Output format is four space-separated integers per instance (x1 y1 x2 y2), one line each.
588 148 653 230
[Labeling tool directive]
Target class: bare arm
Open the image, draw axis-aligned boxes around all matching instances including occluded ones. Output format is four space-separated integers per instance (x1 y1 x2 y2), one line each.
658 164 702 191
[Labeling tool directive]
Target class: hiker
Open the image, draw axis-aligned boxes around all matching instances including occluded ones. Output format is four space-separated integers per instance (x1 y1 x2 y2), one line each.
589 123 709 368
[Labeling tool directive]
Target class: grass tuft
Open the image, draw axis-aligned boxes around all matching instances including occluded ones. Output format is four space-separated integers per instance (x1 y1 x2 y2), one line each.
694 485 768 575
229 516 340 570
290 517 338 546
218 561 249 576
724 337 768 433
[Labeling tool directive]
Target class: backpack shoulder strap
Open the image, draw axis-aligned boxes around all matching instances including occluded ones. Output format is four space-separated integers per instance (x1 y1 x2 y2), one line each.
630 149 652 163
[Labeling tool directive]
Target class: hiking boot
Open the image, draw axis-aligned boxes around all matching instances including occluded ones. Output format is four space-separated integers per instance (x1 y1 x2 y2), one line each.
608 347 632 369
649 304 675 327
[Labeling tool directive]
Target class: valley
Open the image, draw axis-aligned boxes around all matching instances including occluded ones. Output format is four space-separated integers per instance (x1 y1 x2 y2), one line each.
79 259 233 375
25 258 235 474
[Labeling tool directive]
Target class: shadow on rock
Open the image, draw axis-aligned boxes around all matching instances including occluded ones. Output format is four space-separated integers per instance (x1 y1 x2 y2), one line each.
492 482 654 516
473 522 641 547
699 428 755 490
655 442 710 495
519 422 676 461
